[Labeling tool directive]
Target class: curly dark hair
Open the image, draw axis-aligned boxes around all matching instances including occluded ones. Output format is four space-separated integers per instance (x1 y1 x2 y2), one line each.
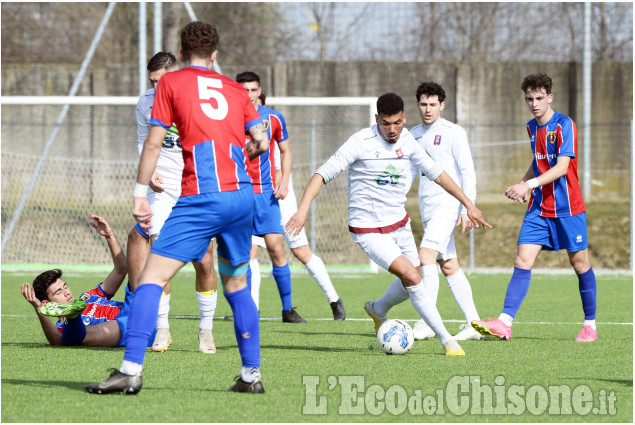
32 268 63 302
147 51 177 73
376 93 404 117
180 21 220 63
415 81 446 103
521 73 553 95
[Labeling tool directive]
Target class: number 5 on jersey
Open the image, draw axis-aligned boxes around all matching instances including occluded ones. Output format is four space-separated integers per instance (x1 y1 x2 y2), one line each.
198 76 228 120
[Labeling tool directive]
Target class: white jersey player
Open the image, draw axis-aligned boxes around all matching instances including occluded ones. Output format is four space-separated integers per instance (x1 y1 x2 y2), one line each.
286 93 492 357
409 81 484 341
133 52 217 354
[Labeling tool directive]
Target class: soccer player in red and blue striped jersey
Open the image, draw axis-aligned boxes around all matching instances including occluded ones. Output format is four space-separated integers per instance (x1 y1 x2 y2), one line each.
472 73 597 343
86 22 269 395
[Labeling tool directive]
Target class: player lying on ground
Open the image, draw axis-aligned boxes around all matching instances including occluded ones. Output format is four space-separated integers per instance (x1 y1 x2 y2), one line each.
20 213 155 347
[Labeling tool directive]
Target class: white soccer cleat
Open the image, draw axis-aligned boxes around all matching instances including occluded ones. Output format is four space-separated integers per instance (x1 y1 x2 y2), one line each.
151 328 172 353
198 328 217 354
455 323 486 340
413 319 436 340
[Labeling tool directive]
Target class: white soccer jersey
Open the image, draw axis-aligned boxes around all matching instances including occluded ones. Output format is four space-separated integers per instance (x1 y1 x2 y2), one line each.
316 125 442 229
411 118 476 221
136 88 184 196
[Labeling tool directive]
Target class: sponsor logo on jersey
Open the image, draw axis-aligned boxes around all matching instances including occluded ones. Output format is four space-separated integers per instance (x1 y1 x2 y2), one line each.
536 152 557 160
395 149 404 158
547 131 557 144
434 135 442 145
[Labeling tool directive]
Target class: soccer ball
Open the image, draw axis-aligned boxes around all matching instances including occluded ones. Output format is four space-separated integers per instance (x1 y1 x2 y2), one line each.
377 319 414 355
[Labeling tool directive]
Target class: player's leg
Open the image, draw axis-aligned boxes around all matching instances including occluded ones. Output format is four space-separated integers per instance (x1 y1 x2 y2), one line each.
249 238 265 310
413 246 442 340
150 233 173 352
194 239 218 353
291 244 345 320
79 320 123 347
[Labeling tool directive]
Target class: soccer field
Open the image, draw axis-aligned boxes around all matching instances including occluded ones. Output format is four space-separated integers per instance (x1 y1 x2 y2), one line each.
1 269 632 422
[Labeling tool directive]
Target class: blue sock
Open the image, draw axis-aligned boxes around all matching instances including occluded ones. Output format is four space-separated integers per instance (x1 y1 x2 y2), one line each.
578 267 597 320
501 267 532 318
123 284 163 365
225 286 260 368
272 264 293 313
246 264 252 292
61 315 86 346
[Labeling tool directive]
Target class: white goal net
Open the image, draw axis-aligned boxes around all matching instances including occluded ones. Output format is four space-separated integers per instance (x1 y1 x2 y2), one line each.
1 96 377 269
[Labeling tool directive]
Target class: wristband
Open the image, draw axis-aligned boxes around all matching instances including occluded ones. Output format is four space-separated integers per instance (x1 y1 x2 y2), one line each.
133 183 149 197
527 178 540 189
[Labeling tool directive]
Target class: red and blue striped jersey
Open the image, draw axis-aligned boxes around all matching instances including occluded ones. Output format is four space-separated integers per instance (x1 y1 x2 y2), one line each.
150 66 263 196
245 105 288 193
526 111 586 218
56 284 123 332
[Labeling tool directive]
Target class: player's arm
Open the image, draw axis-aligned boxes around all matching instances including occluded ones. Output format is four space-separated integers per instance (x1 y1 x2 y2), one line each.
285 173 325 237
245 122 269 160
274 140 291 200
21 283 63 346
505 157 571 203
133 125 167 227
89 213 127 296
434 171 491 229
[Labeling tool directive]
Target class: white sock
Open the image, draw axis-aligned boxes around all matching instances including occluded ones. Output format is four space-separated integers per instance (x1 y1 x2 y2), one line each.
374 278 410 318
120 360 143 376
305 254 339 303
584 319 596 330
250 258 261 309
421 264 440 304
240 366 261 383
446 269 480 323
406 281 452 346
156 292 170 329
498 313 514 327
196 290 217 330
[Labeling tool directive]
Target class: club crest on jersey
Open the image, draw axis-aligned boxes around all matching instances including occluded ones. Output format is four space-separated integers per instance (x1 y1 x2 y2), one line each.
80 294 90 301
395 149 404 158
547 131 557 144
263 119 270 130
434 135 442 145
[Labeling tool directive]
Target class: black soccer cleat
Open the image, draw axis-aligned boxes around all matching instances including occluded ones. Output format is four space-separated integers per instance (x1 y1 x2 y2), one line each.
227 377 265 393
282 307 307 323
84 369 142 395
330 298 346 321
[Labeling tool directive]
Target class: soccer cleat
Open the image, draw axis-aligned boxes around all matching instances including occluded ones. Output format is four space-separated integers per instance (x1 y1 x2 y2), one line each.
443 339 466 357
471 318 512 340
151 328 172 352
575 325 598 342
282 307 307 323
224 315 234 321
39 299 86 318
227 376 265 393
413 319 436 340
364 300 386 334
84 368 142 395
198 328 217 354
330 298 346 321
455 323 486 341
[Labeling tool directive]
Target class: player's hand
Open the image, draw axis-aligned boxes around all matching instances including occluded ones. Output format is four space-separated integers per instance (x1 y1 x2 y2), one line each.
466 205 492 229
285 207 308 237
457 214 474 234
133 196 152 230
505 181 530 203
89 213 114 237
150 171 165 193
21 282 43 310
274 182 289 200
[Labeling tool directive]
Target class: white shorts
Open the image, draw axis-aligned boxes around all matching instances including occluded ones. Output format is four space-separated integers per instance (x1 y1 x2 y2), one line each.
351 221 419 271
279 176 309 249
420 215 458 261
147 184 180 237
252 235 266 248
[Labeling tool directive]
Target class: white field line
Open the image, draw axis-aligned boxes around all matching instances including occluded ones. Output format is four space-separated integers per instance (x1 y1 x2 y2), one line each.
6 314 630 326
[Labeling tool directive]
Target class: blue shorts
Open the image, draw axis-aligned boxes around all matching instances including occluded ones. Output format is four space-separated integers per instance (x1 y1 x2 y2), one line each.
115 284 156 347
252 190 283 236
151 188 254 266
135 222 150 239
518 212 588 252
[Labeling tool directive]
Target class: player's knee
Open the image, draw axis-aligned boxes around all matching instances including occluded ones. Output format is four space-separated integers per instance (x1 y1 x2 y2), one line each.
292 245 312 264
